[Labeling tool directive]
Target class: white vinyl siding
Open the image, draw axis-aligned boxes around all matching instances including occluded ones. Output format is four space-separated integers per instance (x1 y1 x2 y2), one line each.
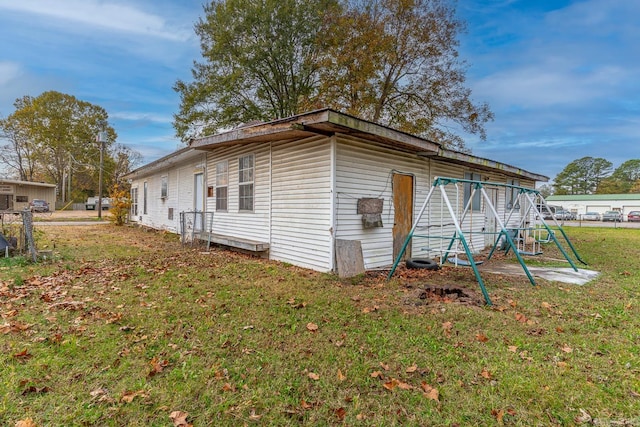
205 143 270 243
270 136 333 271
334 136 431 269
127 152 206 233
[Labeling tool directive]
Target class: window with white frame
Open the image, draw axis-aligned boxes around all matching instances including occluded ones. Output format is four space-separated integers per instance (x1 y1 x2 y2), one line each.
463 172 482 211
238 154 254 211
131 187 138 216
216 161 228 211
143 181 148 215
161 175 168 199
506 178 520 209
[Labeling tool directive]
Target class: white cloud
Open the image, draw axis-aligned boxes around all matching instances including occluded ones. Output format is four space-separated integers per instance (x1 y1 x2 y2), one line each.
0 61 21 86
0 0 191 41
110 111 174 124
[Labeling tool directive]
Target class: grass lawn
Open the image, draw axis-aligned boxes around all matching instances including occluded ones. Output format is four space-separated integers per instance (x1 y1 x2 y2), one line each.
1 225 638 426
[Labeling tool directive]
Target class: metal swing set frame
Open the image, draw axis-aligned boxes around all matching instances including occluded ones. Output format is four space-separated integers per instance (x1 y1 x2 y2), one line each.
387 177 587 305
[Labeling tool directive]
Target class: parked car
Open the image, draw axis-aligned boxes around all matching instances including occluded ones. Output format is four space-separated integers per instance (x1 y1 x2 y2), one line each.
582 212 601 221
29 199 50 212
602 210 623 222
555 209 576 220
627 211 640 222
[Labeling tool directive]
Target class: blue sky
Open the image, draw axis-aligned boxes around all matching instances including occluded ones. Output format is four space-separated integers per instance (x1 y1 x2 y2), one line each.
1 0 638 182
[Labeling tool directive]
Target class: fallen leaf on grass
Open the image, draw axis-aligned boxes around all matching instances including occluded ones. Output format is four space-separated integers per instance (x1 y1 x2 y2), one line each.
337 369 346 381
308 372 320 380
476 333 489 342
306 322 318 332
421 382 440 402
248 409 262 421
13 349 32 360
222 383 236 392
370 370 383 378
405 364 418 373
515 312 528 323
169 410 192 427
121 389 148 403
383 378 412 391
480 368 492 379
22 385 51 395
148 357 170 377
507 345 518 353
442 321 453 337
575 408 592 424
379 362 390 371
15 419 37 427
561 345 573 353
334 407 346 420
491 408 505 423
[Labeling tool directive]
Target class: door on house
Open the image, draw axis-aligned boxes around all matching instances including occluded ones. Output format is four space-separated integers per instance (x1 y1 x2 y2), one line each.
392 173 414 262
194 172 204 231
0 195 12 210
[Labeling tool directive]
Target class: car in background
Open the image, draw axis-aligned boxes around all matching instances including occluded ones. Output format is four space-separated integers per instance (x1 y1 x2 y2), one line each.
582 212 601 221
555 209 576 220
86 197 111 210
627 211 640 222
29 199 50 212
602 210 623 222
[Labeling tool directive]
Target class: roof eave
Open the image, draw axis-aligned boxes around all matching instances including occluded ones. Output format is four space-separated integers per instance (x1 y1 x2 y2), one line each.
422 148 549 182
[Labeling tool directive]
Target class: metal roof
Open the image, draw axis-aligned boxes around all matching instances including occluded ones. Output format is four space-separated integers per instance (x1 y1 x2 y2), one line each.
0 179 56 188
190 109 548 182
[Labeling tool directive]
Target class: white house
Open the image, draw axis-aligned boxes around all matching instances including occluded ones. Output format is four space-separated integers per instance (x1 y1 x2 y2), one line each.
125 109 548 273
546 194 640 220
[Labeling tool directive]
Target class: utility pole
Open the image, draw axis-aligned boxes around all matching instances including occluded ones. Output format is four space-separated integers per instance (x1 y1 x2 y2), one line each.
96 130 107 219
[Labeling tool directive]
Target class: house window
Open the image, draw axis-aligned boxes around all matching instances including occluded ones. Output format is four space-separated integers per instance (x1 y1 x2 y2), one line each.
131 187 138 216
506 178 520 209
238 154 254 211
463 172 482 211
216 161 228 211
161 176 168 199
16 195 28 203
168 207 174 221
143 181 148 215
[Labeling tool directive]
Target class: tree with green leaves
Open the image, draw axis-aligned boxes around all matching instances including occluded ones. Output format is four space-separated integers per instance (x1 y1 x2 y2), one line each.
0 91 121 201
174 0 493 151
174 0 338 141
553 156 612 195
598 159 640 194
316 0 493 150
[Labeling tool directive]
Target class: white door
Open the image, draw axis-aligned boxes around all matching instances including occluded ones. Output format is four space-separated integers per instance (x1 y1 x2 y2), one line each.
194 173 204 230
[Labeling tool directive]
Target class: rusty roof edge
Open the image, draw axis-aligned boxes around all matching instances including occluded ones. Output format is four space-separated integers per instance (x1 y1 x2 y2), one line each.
191 108 441 154
431 148 550 182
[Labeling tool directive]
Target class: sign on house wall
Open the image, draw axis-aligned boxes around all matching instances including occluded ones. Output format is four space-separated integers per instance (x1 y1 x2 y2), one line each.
0 184 14 194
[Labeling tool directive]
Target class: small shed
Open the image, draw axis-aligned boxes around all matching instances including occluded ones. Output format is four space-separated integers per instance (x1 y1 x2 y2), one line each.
125 109 549 274
0 179 56 212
